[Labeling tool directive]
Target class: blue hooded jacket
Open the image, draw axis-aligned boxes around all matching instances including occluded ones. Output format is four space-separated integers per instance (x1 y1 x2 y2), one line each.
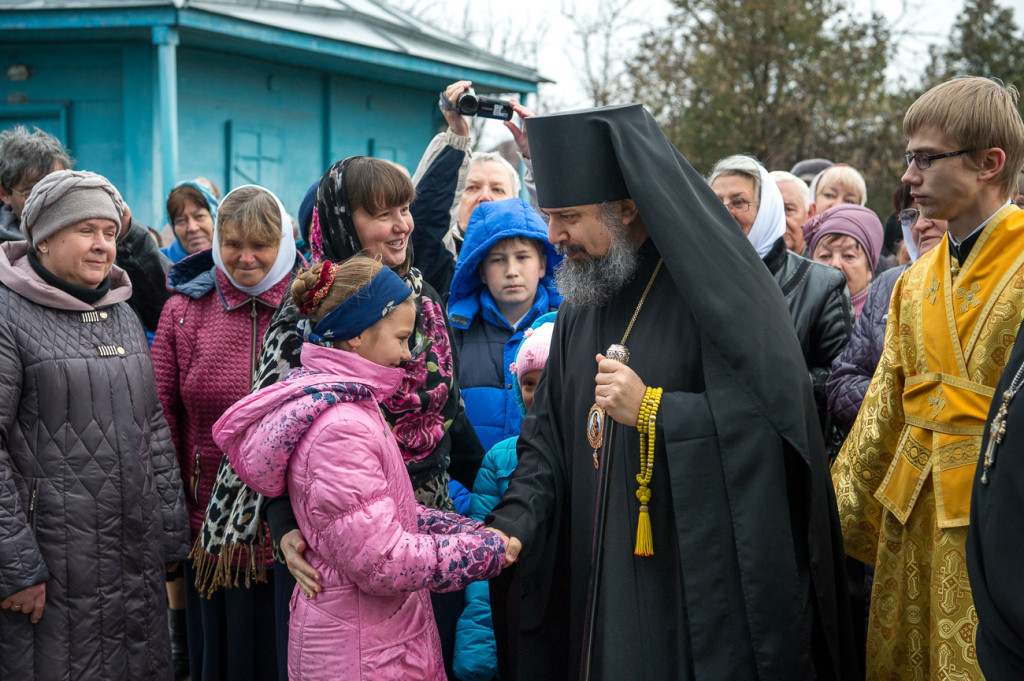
159 180 220 264
447 198 561 451
453 312 556 681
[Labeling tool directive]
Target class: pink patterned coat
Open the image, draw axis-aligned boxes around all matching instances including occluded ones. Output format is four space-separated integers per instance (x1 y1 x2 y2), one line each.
213 344 505 681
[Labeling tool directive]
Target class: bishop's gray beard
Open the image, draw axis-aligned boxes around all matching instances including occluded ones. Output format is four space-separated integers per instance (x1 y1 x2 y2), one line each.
554 217 638 306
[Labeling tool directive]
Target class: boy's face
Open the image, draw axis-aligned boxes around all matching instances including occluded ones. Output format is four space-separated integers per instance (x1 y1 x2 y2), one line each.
902 125 978 223
480 238 545 315
519 369 543 411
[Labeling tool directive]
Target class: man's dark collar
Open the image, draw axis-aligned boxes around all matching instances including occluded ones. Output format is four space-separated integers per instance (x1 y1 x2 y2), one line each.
948 230 983 266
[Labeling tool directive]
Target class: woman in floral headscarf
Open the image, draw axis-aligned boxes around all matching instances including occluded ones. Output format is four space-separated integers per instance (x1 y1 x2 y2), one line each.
199 157 483 680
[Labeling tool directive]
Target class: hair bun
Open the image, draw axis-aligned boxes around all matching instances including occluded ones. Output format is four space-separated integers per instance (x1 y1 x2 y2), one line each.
291 261 339 314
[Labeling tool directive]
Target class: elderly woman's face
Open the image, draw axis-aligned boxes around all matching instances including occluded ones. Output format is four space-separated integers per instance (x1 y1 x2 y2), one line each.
904 204 948 256
812 235 872 297
37 218 118 289
219 222 281 288
711 174 759 236
172 198 214 254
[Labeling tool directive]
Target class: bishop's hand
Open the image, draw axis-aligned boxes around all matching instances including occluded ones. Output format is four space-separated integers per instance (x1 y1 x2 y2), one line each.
594 353 646 428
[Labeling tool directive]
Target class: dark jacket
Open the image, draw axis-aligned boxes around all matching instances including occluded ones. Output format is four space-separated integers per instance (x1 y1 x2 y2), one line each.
763 237 854 430
0 204 19 242
0 241 189 680
116 217 171 334
410 131 472 297
826 266 906 428
448 199 561 451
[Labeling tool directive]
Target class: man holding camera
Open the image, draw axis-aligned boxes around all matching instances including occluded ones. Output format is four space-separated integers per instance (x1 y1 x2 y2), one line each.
410 80 531 296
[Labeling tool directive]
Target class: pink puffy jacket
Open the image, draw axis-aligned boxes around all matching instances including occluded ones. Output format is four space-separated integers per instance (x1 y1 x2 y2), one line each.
213 344 505 681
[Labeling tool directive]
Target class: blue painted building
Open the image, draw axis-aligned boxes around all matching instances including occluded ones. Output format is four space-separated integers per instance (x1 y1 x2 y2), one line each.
0 0 541 225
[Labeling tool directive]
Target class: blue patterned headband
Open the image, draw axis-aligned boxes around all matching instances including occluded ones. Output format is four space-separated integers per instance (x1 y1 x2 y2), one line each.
297 267 413 345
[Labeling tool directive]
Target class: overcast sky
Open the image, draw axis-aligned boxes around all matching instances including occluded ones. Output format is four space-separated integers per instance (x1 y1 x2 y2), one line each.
465 0 1014 146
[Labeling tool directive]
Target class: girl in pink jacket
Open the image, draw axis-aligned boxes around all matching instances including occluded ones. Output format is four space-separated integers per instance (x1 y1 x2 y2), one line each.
213 256 506 681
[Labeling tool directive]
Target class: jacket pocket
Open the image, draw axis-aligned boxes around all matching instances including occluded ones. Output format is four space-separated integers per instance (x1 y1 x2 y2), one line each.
361 592 437 677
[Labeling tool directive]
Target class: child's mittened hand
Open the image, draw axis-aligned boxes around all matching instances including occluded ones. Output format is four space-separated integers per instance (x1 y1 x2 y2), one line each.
281 529 322 598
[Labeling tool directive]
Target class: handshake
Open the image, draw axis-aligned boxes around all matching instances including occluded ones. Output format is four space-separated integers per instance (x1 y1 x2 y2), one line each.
485 527 522 568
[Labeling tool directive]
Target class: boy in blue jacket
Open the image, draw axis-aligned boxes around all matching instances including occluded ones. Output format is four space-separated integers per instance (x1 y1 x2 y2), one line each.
447 198 561 451
454 313 556 681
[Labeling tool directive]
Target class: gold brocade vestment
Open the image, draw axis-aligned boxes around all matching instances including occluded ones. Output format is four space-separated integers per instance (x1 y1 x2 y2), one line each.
833 205 1024 680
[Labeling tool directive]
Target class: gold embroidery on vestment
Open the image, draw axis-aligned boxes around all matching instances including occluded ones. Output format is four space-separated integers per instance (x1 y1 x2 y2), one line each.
929 386 947 418
956 282 981 313
925 275 940 305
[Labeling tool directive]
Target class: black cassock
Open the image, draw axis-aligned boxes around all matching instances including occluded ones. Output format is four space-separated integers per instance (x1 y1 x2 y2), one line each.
488 240 854 681
967 321 1024 678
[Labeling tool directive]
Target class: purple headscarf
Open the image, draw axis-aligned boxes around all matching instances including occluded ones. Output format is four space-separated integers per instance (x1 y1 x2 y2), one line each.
803 204 884 272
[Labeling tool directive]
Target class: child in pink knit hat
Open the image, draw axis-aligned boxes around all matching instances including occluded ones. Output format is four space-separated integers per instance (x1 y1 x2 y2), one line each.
454 311 556 681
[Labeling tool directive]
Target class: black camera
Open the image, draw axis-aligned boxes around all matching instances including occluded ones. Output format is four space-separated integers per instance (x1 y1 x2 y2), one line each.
454 90 514 121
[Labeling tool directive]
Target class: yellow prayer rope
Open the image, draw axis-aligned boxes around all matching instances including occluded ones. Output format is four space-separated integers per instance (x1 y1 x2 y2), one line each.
635 386 662 556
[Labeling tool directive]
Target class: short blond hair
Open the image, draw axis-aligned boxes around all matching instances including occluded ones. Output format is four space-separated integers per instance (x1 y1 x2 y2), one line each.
905 76 1024 198
811 165 867 206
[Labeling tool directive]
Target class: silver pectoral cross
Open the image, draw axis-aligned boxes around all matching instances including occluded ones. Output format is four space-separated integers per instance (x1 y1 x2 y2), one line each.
981 395 1011 484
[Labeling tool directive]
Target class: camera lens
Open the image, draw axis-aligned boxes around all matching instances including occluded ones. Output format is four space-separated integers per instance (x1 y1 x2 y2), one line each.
456 91 479 115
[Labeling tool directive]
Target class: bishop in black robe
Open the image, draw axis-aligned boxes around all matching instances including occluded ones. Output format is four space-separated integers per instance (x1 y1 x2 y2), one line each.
486 103 857 681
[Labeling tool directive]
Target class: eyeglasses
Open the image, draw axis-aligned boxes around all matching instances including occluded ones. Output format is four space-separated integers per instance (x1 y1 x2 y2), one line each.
8 178 42 198
904 149 971 170
899 208 919 229
724 199 758 214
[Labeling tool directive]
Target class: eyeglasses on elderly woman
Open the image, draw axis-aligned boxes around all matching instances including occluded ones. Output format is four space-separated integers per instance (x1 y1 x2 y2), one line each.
723 198 759 214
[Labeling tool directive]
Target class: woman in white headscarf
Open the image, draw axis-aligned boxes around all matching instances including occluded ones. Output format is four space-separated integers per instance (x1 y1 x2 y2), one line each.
151 185 299 681
709 155 853 444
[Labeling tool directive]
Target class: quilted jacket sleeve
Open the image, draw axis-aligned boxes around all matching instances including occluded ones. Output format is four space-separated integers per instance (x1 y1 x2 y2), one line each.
0 309 49 599
826 267 903 429
150 296 186 463
147 375 191 563
304 418 504 596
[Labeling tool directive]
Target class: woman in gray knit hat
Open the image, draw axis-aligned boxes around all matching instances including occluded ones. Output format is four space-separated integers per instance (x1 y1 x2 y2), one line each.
0 169 189 680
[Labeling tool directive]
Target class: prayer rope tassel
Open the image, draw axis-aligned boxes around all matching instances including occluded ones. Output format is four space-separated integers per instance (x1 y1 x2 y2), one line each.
635 487 654 556
634 386 661 557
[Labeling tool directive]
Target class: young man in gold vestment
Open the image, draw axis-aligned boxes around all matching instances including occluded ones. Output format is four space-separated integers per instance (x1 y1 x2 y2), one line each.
832 76 1024 679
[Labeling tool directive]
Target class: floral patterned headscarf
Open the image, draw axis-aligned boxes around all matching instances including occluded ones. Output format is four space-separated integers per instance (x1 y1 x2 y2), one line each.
312 156 456 463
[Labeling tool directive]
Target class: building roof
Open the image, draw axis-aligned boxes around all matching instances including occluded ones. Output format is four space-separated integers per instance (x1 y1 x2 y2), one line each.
0 0 544 92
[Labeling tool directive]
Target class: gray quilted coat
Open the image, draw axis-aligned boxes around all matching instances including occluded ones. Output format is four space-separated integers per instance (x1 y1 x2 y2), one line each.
825 265 907 428
0 240 189 680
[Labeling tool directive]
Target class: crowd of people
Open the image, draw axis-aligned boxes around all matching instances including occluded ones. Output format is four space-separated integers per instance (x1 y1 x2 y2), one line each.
1 74 1024 681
